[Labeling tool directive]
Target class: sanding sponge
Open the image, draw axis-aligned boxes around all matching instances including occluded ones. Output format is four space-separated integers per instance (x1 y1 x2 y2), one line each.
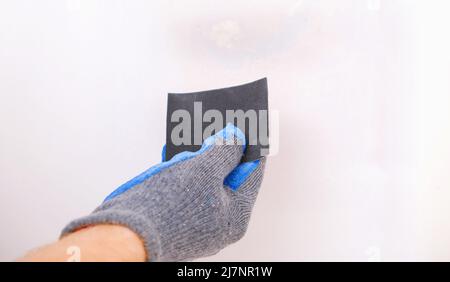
166 78 269 162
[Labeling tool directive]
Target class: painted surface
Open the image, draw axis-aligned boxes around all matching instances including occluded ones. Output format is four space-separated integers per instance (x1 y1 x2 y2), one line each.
1 0 450 261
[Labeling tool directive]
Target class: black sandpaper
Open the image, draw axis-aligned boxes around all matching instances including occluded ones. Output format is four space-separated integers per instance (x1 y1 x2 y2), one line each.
165 78 269 162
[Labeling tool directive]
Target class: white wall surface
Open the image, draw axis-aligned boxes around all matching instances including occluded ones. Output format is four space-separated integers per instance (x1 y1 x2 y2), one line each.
1 0 450 261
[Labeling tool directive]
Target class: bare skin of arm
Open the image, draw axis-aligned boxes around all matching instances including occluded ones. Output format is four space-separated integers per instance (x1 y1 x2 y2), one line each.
18 225 146 262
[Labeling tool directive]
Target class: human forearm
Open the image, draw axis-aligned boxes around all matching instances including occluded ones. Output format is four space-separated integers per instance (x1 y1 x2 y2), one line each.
18 224 146 262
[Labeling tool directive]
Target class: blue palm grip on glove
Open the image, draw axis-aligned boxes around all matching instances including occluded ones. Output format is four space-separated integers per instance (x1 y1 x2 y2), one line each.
104 124 260 201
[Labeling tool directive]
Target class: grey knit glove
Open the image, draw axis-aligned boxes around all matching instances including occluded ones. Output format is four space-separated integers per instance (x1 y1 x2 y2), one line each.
61 124 266 261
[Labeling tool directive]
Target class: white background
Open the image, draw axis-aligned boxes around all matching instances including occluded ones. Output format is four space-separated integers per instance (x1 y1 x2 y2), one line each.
1 0 450 261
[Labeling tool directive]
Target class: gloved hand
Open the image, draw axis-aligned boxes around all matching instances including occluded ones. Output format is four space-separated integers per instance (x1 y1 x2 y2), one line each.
61 124 266 261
